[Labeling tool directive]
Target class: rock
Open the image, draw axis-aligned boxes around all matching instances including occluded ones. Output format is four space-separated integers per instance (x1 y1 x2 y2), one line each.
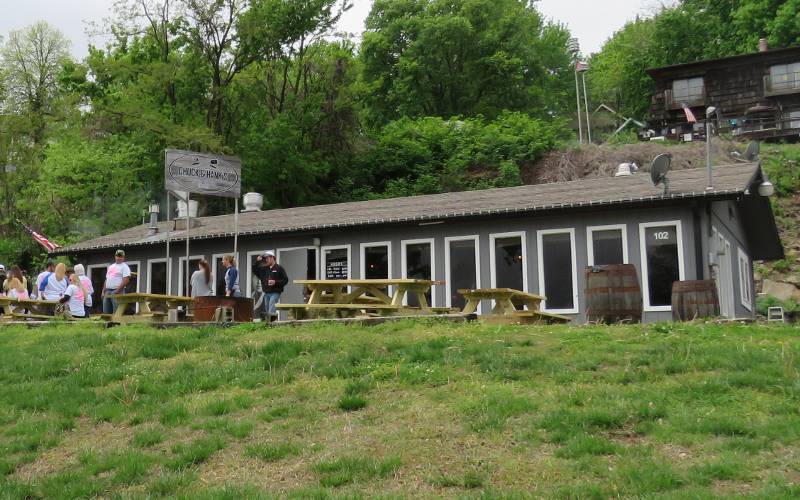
785 274 800 286
762 279 798 302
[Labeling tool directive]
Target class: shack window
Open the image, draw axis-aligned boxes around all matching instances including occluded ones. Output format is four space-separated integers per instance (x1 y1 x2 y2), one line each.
640 222 684 309
403 240 433 307
588 226 626 266
738 248 753 311
363 245 389 280
447 237 478 309
149 261 168 294
492 236 524 291
323 247 350 280
769 62 800 92
538 230 577 312
672 77 704 101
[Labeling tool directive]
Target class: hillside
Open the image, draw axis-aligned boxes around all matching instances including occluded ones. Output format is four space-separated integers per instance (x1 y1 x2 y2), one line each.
526 140 800 311
1 321 799 497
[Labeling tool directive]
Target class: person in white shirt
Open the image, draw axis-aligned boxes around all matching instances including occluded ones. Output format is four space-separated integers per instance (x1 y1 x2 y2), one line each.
39 263 68 301
102 249 131 314
60 272 88 318
34 261 55 299
190 260 214 297
74 264 94 317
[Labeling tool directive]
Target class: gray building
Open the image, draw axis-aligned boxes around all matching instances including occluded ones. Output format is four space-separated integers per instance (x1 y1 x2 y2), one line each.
52 162 782 322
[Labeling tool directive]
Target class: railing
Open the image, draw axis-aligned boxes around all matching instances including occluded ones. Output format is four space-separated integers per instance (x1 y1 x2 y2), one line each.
732 113 800 137
764 73 800 96
664 89 706 110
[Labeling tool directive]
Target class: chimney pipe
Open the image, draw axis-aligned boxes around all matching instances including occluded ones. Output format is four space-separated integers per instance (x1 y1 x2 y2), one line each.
148 203 160 235
758 38 768 52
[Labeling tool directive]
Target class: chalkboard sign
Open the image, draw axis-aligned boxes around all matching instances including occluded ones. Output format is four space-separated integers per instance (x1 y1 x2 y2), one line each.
325 259 348 280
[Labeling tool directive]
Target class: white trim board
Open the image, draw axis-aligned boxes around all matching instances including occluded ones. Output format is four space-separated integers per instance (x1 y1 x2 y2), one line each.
738 247 753 312
444 235 481 313
639 220 685 312
177 255 205 296
586 224 628 266
146 258 169 294
489 231 529 291
401 238 436 307
537 228 579 314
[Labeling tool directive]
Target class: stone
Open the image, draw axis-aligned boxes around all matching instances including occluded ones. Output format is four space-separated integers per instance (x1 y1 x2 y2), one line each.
762 279 798 302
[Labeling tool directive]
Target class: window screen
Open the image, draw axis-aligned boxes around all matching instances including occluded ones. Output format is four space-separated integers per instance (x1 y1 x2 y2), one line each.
591 228 624 266
448 239 477 309
644 225 680 307
541 232 575 310
405 242 432 307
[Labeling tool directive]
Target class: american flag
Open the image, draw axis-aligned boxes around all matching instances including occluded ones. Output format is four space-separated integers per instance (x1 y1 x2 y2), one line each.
681 102 697 123
576 61 589 72
16 220 62 252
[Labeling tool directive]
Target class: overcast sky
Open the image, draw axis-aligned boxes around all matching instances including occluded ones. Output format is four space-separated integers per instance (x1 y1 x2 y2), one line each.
0 0 659 59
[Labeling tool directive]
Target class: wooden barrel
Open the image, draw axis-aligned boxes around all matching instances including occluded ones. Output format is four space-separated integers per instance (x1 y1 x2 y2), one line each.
194 296 254 323
585 264 643 323
671 280 719 321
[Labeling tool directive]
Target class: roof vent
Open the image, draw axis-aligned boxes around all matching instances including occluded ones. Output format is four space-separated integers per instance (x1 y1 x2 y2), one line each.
614 162 638 177
242 192 263 212
147 203 160 235
759 38 768 52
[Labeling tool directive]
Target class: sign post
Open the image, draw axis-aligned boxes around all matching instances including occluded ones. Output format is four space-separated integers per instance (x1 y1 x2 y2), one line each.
165 150 242 296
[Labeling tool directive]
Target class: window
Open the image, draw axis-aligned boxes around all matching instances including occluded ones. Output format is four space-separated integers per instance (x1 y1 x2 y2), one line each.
537 229 578 313
361 243 391 280
445 236 479 310
769 62 800 92
738 247 753 311
490 233 526 292
322 246 350 280
402 239 434 307
87 265 106 313
672 77 704 101
148 259 168 295
587 225 627 266
639 222 685 310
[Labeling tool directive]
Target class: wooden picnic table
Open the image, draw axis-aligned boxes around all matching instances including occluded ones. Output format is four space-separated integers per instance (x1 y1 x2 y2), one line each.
0 298 60 321
458 288 569 324
278 279 436 319
110 293 195 323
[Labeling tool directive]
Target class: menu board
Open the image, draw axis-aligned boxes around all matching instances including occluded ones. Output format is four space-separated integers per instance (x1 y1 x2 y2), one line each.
325 249 349 280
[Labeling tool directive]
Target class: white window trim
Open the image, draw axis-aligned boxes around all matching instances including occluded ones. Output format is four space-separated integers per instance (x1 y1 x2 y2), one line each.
320 244 352 280
444 235 481 313
488 231 528 291
537 228 579 314
146 258 169 294
245 249 275 298
209 253 229 295
401 238 436 307
586 224 628 266
738 247 753 311
359 242 393 280
639 220 685 312
177 255 205 296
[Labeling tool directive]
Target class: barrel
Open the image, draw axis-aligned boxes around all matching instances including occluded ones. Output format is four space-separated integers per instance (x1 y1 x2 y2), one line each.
671 280 719 321
585 264 643 323
194 296 254 323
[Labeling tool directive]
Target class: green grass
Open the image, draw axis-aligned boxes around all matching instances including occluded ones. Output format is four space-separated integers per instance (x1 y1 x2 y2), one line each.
0 320 798 497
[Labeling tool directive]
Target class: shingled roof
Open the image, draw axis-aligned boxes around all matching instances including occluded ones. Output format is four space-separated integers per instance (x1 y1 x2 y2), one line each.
53 163 762 255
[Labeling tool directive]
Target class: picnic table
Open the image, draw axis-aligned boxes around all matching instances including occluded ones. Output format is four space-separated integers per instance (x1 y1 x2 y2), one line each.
277 279 436 319
0 298 60 321
109 293 195 324
458 288 570 324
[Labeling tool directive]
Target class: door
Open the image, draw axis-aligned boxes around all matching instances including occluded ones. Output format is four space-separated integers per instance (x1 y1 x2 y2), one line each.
712 230 735 318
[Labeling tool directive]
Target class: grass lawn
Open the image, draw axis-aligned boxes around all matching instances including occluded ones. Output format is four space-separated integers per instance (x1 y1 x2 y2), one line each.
0 320 799 498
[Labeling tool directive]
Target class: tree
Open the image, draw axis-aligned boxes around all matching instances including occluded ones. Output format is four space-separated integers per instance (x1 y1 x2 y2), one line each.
360 0 573 126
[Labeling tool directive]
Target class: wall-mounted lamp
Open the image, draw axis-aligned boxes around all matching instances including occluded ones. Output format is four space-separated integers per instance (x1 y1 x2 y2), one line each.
312 237 321 247
758 180 775 197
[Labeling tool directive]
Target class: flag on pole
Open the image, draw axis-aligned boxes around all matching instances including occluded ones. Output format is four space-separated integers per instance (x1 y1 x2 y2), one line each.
681 102 697 123
16 220 62 252
576 61 589 72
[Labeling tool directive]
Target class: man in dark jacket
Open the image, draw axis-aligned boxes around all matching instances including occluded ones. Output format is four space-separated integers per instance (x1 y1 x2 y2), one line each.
252 250 288 321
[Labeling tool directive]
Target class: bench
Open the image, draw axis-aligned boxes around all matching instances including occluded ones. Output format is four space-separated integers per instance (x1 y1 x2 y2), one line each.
276 303 402 320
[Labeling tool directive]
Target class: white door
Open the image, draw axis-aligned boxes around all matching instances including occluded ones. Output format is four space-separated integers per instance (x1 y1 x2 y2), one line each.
712 231 735 318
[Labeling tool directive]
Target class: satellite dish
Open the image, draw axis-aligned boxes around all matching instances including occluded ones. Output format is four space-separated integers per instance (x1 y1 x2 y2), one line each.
744 141 760 162
651 154 672 195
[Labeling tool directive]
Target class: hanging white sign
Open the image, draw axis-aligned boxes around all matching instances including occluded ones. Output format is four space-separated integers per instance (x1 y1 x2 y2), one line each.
165 149 241 198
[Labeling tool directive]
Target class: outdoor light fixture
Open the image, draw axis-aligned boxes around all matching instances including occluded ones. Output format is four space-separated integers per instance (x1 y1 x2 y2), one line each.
312 237 321 247
758 180 775 197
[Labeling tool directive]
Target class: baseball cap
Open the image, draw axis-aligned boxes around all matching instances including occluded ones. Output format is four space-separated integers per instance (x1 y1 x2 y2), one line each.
262 250 275 258
0 264 5 272
115 249 126 257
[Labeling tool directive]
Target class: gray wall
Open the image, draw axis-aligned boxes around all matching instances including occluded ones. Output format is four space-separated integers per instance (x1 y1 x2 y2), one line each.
76 203 742 323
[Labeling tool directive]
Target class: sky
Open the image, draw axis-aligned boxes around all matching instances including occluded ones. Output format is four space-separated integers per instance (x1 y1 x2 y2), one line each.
0 0 659 59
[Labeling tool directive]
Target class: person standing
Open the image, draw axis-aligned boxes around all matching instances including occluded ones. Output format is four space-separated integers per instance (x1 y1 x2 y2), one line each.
39 262 68 301
190 260 214 297
35 261 56 298
102 250 131 314
222 255 241 297
252 250 288 321
73 264 94 317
